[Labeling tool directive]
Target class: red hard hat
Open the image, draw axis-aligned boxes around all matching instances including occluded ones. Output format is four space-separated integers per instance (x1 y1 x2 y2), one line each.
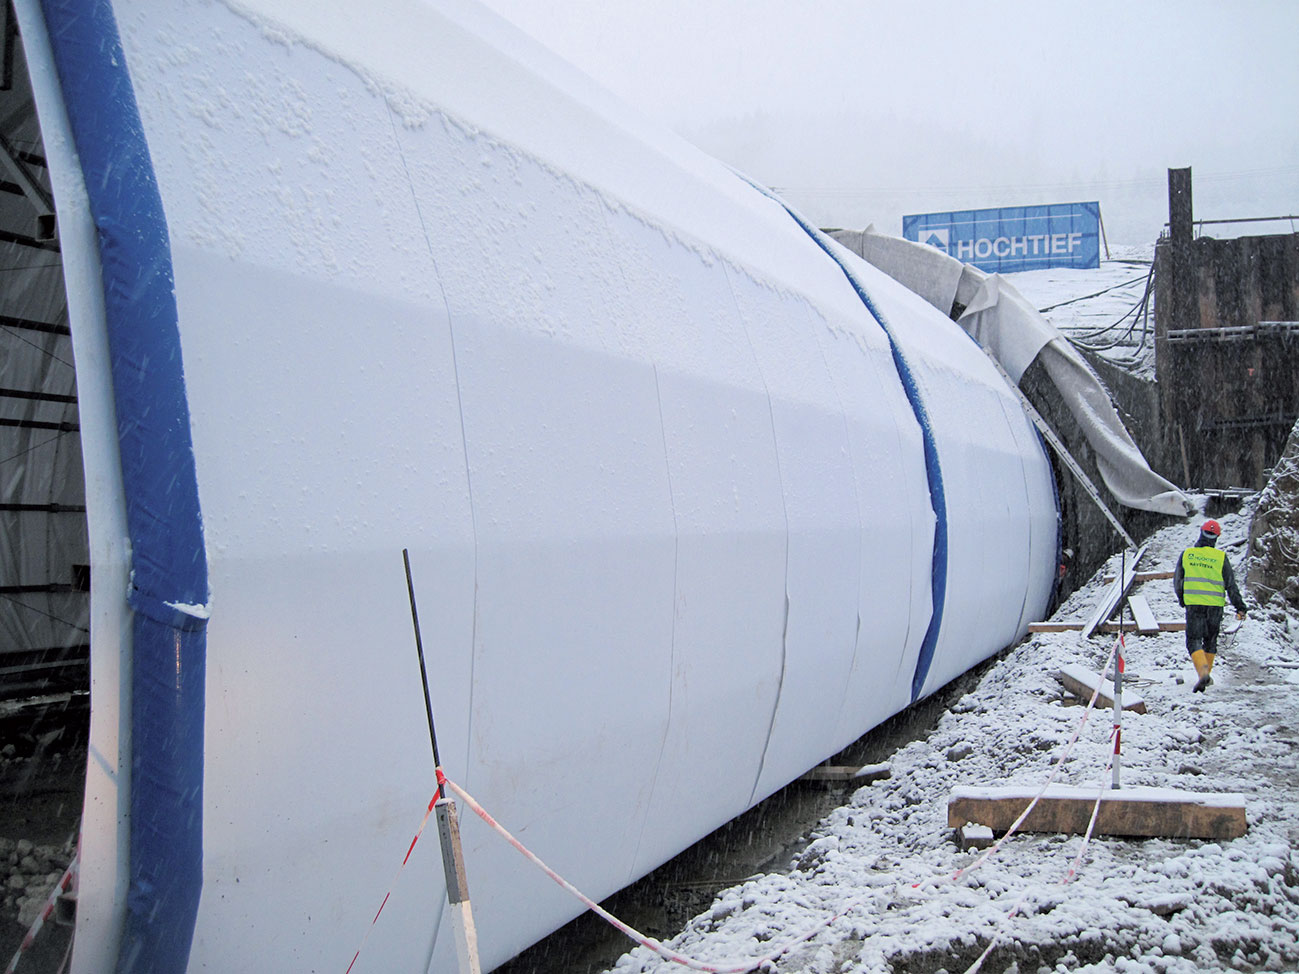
1201 519 1222 536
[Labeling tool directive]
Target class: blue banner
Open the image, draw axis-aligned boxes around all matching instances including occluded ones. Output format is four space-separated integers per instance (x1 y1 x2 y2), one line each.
903 201 1101 273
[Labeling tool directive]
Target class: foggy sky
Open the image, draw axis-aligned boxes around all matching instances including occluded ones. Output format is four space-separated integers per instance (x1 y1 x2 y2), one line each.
476 0 1299 244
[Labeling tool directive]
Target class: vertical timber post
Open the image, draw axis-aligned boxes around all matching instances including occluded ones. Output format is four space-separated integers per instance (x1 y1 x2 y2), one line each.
436 797 482 974
1168 167 1194 247
1167 167 1195 336
1112 553 1124 790
1166 167 1197 485
403 550 483 974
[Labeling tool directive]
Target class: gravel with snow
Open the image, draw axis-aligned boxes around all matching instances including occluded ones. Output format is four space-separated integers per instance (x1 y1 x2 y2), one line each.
605 500 1299 974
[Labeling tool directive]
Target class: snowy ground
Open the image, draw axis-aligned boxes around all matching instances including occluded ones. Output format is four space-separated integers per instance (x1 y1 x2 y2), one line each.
596 501 1299 974
1007 245 1158 379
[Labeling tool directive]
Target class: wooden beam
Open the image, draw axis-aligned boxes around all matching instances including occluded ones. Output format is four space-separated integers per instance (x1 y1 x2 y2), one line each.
1056 664 1146 714
1100 621 1184 633
1102 570 1174 583
801 762 891 784
1127 594 1161 635
957 824 994 851
1028 620 1185 634
948 785 1246 840
1083 545 1147 638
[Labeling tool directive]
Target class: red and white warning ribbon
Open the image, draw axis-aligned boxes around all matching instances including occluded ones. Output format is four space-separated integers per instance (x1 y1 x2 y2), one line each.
960 731 1120 974
4 852 77 974
345 796 439 974
349 633 1128 972
916 632 1124 894
442 774 861 973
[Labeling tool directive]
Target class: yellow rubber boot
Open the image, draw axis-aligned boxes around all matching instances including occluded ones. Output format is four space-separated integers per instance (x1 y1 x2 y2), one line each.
1192 650 1212 693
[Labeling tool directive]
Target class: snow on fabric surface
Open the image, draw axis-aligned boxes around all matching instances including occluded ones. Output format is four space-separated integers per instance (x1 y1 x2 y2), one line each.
68 0 1058 970
846 256 1057 700
1009 246 1157 379
605 505 1299 974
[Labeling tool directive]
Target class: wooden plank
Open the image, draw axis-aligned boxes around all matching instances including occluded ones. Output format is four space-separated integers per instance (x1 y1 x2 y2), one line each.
1083 545 1148 638
1103 570 1174 583
1127 594 1161 635
1056 664 1146 713
1099 621 1185 633
947 785 1247 840
802 762 891 784
1028 621 1185 634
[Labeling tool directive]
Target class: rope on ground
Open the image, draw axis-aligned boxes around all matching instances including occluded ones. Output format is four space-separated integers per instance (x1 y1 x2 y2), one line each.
4 853 77 974
345 796 438 974
915 632 1122 894
438 634 1126 970
961 724 1120 974
345 633 1127 972
443 774 850 973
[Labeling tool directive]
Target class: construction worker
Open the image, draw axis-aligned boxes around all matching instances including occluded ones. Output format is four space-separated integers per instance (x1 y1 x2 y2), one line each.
1173 519 1247 692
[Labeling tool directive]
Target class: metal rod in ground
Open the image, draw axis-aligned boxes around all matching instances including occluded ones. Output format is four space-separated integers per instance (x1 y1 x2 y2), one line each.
403 549 482 974
403 548 444 798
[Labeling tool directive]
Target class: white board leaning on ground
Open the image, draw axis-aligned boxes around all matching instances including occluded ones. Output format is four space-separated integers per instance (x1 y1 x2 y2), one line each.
15 0 1057 971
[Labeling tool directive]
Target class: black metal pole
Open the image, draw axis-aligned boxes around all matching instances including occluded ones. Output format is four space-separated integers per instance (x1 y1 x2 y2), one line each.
403 548 444 799
403 551 483 972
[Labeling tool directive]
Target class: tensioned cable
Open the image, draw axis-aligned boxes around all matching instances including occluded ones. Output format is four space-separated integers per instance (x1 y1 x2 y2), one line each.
1 321 74 369
0 592 89 633
0 429 74 467
1056 262 1156 365
773 163 1299 200
0 261 63 273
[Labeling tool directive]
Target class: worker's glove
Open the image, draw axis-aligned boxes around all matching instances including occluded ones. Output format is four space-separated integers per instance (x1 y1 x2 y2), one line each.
1236 610 1247 621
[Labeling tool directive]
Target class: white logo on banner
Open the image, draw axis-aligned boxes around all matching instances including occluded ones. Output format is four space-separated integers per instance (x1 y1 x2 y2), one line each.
953 231 1083 261
920 227 949 252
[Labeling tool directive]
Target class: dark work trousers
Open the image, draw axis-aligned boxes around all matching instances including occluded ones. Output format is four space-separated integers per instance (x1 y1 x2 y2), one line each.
1186 604 1225 656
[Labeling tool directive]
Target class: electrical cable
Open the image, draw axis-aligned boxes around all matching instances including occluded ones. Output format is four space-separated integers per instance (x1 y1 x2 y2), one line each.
1060 262 1157 366
1037 274 1149 314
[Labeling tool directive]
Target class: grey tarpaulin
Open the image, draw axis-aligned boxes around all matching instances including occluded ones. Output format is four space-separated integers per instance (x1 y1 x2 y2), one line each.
830 226 1193 517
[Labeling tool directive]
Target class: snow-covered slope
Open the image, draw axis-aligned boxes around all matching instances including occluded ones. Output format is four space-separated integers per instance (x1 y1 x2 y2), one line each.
605 503 1299 974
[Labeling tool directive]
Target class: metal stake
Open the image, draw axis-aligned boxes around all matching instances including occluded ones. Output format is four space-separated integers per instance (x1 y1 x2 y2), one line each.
403 549 482 974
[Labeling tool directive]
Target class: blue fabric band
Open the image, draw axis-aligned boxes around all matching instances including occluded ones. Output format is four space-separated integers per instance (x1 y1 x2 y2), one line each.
38 2 208 970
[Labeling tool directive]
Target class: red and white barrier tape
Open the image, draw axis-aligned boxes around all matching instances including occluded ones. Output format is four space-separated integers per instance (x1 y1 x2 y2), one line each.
4 853 77 974
962 719 1122 974
345 796 438 974
914 633 1123 895
1060 724 1120 887
348 633 1126 972
442 775 859 973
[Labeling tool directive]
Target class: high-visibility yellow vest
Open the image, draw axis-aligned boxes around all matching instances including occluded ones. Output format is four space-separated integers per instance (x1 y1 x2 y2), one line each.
1182 546 1227 606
